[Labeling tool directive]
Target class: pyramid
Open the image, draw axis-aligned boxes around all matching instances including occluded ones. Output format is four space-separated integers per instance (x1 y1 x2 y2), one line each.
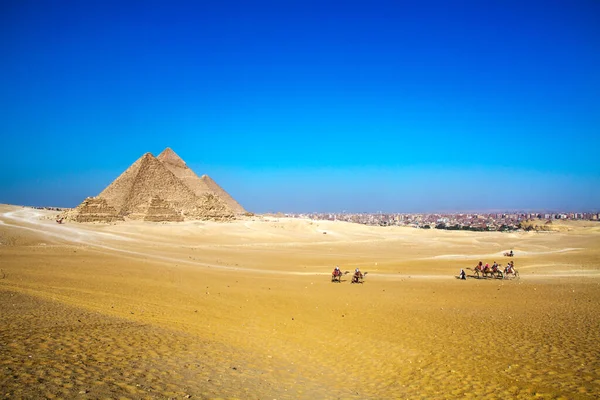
68 150 239 222
98 152 203 219
157 147 246 214
196 192 236 220
70 197 124 223
156 148 214 198
143 195 184 222
156 147 187 169
200 174 246 214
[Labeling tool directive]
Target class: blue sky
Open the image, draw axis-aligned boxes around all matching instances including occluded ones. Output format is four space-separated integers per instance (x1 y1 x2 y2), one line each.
1 0 599 213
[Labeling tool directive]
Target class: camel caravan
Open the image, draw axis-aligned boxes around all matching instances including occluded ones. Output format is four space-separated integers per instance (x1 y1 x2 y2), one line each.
459 258 519 280
331 266 368 284
458 249 520 280
331 253 519 284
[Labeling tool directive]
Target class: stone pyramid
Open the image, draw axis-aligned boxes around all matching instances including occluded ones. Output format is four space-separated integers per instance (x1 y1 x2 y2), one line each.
68 150 240 222
157 148 214 198
69 197 124 223
157 147 247 214
200 174 246 214
98 152 202 219
143 196 184 222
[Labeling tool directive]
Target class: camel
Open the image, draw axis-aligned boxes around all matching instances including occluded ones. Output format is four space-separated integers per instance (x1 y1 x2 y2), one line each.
504 264 519 279
491 265 504 279
351 271 367 284
331 269 348 283
467 264 486 278
468 264 499 279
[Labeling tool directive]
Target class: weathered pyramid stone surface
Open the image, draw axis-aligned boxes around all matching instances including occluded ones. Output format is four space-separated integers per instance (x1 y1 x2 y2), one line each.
196 192 235 220
200 174 246 214
97 152 151 214
143 196 184 222
71 197 124 223
158 147 246 214
157 148 214 198
68 148 245 223
156 147 187 169
98 152 202 219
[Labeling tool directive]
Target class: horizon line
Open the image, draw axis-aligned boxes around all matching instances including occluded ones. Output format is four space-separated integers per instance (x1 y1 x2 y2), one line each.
5 203 599 215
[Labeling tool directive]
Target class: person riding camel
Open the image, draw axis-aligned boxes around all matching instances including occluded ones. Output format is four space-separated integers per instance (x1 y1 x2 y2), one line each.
506 261 515 274
353 268 363 282
332 266 341 277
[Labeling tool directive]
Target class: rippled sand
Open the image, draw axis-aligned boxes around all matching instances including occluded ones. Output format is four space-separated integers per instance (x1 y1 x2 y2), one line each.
1 205 599 399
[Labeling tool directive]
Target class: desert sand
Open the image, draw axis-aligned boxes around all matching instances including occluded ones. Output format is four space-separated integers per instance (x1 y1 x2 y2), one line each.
1 204 599 399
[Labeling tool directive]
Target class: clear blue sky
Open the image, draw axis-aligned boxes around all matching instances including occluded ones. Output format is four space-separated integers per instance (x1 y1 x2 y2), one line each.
1 0 599 213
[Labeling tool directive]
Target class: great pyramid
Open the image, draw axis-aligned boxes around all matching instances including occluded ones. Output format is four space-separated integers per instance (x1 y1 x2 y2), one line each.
157 148 247 214
66 148 245 222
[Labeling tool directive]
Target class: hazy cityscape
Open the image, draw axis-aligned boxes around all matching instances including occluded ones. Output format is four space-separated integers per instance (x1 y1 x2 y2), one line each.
29 204 600 231
286 211 600 231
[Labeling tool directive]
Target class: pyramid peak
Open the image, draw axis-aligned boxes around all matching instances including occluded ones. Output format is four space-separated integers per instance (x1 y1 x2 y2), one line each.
137 152 159 165
157 147 187 168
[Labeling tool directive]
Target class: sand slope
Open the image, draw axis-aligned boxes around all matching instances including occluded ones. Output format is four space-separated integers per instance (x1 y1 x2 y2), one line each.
1 204 599 399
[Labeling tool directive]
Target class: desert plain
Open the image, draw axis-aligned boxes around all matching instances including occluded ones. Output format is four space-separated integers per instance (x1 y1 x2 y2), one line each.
1 204 599 399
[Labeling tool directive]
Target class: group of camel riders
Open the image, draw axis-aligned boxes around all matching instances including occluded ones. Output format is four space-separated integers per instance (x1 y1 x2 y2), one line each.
334 259 518 282
332 266 364 283
460 260 516 279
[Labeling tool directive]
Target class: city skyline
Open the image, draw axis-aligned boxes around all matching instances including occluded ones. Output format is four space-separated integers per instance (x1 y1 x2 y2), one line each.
283 210 600 231
1 1 599 212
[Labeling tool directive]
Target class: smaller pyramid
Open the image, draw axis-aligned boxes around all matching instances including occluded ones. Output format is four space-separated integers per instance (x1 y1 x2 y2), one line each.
70 197 124 223
197 192 235 220
200 174 246 214
144 196 184 222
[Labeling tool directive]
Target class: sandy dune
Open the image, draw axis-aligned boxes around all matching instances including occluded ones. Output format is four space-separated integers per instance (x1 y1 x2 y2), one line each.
1 204 599 399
